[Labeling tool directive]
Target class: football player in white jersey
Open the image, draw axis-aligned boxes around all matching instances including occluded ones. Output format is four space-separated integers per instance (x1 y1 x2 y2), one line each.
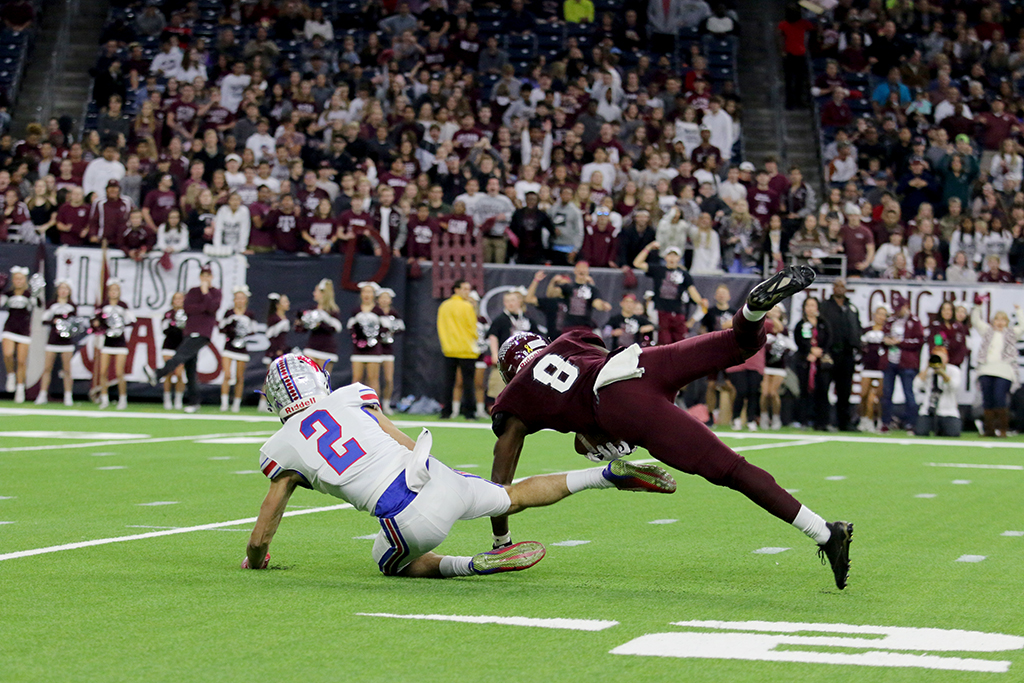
245 354 678 577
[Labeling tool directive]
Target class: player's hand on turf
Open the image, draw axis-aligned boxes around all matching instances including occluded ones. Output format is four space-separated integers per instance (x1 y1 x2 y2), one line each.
241 553 270 569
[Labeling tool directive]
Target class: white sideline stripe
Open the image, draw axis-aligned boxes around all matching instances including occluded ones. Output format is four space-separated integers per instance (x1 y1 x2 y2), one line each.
753 547 791 554
1002 531 1024 537
0 496 15 500
0 503 353 562
355 613 619 631
0 430 275 453
927 462 1024 470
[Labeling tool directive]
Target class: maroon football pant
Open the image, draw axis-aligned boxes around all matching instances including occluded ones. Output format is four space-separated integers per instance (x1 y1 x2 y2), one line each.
657 311 689 345
595 310 801 524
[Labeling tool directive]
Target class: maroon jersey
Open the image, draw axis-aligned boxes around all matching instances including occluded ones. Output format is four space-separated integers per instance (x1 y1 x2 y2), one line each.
296 186 329 215
492 329 613 436
247 201 274 249
167 99 199 129
579 223 619 267
56 202 91 246
860 326 886 372
406 215 439 258
143 188 178 227
444 213 475 236
378 171 410 194
452 127 484 158
89 197 133 242
339 208 373 235
747 185 780 230
306 215 339 251
264 208 306 252
202 106 234 132
264 312 290 361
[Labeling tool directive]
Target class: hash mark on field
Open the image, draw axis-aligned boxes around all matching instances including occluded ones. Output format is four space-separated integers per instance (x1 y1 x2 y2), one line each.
785 488 800 493
353 534 378 540
0 496 15 500
137 501 178 506
0 521 15 525
915 494 937 498
825 476 846 481
1001 531 1024 537
454 464 479 469
951 479 972 485
96 466 126 470
753 547 791 554
551 540 591 547
208 456 233 460
648 519 678 525
89 452 116 456
956 555 987 563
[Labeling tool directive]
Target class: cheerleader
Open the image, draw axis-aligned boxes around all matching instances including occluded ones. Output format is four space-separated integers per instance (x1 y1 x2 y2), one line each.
298 278 343 374
160 291 187 410
37 280 79 406
345 281 382 392
219 285 255 412
2 266 44 403
376 287 404 415
759 306 797 430
258 292 291 413
859 306 889 433
92 279 135 410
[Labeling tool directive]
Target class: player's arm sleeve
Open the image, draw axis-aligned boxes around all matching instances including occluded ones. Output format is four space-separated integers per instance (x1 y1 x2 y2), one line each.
246 471 299 569
490 414 528 538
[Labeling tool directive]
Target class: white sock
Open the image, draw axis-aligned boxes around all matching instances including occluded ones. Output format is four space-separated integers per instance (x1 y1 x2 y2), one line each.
439 555 475 577
452 400 460 415
742 304 767 321
492 532 511 547
476 401 484 416
792 505 831 544
565 467 616 494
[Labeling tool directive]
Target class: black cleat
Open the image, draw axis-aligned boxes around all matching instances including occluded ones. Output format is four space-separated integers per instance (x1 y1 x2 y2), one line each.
818 521 853 590
747 265 816 312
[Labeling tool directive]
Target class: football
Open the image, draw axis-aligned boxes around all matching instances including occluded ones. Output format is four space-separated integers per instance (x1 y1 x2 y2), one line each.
574 431 615 455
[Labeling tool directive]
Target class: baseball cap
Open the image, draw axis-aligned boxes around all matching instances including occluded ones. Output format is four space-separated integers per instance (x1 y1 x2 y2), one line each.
225 153 242 164
106 179 120 188
664 246 682 256
739 161 755 172
621 292 637 301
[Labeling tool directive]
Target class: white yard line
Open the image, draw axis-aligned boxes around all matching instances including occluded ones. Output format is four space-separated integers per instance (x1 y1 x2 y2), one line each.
0 430 275 454
0 503 353 562
355 613 619 631
927 463 1024 470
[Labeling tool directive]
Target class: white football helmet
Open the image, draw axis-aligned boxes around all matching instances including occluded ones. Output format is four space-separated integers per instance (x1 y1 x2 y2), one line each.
263 354 331 421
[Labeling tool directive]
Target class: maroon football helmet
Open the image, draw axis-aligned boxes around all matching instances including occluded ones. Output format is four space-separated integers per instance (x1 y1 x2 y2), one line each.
498 332 550 383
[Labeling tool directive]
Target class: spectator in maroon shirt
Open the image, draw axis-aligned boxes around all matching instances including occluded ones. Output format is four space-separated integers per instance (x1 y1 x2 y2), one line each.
747 170 781 232
978 97 1020 151
978 254 1015 283
56 187 92 246
840 209 875 276
820 88 853 132
120 209 156 261
579 208 619 268
264 194 307 253
406 203 440 261
764 156 790 196
142 173 178 230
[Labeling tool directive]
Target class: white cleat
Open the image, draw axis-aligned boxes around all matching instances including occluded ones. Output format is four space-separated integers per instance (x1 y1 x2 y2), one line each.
183 404 199 414
14 384 25 403
116 395 127 410
5 374 15 393
34 393 47 405
63 392 74 407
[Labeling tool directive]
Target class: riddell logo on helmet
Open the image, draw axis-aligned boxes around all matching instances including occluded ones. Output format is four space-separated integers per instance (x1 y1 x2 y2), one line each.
283 396 319 416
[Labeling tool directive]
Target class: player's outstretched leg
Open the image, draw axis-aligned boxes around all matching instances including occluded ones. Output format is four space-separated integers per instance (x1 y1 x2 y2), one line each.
506 462 677 514
602 459 678 493
817 521 853 589
747 265 817 312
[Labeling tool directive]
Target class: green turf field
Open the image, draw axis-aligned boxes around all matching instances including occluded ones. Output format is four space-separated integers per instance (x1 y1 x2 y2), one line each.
1 401 1023 682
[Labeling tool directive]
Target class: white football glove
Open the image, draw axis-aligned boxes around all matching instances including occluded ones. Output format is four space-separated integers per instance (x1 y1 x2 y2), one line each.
578 435 636 463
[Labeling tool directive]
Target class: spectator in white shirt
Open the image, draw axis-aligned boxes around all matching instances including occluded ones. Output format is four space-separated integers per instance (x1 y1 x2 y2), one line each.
304 7 334 41
149 39 183 78
718 165 747 207
581 147 616 193
245 118 276 163
82 144 126 198
702 96 734 159
212 193 251 254
219 61 252 114
224 154 246 190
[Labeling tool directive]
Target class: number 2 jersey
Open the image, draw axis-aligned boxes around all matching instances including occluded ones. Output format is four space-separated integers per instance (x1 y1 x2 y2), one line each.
258 383 408 514
491 329 611 437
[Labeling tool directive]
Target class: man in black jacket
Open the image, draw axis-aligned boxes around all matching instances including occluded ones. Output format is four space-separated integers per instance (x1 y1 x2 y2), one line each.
820 279 862 431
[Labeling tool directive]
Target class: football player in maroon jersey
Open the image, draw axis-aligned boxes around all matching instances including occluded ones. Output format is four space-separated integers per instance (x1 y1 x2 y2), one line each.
489 265 855 590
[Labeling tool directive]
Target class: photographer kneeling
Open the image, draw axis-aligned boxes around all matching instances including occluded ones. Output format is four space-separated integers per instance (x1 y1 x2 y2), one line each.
912 345 962 437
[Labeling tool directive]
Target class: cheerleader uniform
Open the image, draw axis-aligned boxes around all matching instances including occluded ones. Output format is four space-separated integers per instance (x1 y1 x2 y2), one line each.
299 308 343 364
95 302 135 355
162 307 187 360
345 306 382 363
220 309 255 362
860 327 886 380
378 309 405 362
42 301 79 353
263 313 291 365
764 328 797 377
1 289 39 344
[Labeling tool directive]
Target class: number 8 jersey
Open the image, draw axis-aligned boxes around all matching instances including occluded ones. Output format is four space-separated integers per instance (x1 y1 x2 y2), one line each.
258 383 409 514
491 329 611 437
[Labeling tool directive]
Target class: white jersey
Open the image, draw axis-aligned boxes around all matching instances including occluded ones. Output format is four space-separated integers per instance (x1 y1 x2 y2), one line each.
258 384 410 514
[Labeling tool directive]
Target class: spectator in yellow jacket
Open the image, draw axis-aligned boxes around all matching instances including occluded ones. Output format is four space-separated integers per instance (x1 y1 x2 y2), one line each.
437 280 480 419
564 0 595 24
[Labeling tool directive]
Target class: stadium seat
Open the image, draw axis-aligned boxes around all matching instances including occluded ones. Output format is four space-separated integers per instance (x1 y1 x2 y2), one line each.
704 36 736 55
678 26 701 41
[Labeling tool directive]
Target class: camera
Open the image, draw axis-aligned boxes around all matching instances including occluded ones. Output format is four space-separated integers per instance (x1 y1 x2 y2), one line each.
929 354 943 366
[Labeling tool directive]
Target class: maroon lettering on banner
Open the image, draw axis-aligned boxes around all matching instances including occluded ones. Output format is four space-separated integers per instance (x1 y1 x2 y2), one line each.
431 233 484 299
340 228 391 291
